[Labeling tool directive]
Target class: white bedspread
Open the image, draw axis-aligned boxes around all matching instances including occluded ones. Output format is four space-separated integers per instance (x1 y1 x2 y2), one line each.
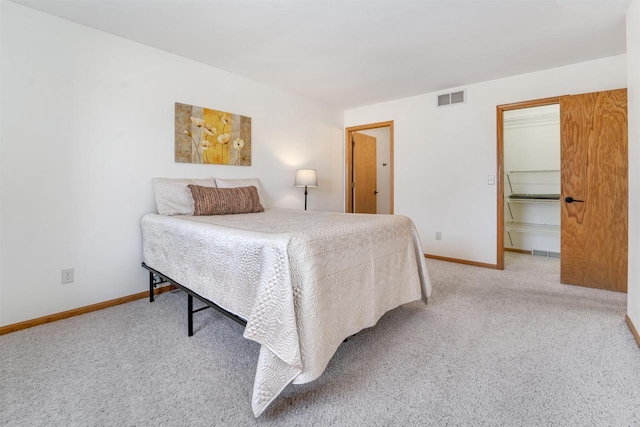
141 208 431 416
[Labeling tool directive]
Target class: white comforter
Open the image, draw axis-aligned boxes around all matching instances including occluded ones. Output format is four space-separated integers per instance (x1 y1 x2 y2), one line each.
141 208 431 416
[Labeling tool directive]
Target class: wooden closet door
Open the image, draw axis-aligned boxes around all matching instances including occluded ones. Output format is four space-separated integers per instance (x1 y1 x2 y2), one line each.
560 89 628 292
353 132 378 214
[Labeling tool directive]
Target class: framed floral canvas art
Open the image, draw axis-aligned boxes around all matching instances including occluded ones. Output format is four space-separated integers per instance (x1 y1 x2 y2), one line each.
175 102 251 166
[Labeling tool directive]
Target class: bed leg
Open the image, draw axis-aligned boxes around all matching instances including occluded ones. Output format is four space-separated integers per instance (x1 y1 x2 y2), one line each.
149 271 155 303
188 293 194 337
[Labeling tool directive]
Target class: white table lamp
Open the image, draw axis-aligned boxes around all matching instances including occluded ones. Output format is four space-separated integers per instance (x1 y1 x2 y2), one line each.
295 169 318 210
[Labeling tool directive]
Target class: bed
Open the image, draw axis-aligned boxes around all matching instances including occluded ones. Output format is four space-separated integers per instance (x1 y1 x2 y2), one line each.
141 180 431 416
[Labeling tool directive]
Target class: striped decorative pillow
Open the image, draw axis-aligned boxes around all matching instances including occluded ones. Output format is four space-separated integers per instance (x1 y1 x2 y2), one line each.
187 185 264 216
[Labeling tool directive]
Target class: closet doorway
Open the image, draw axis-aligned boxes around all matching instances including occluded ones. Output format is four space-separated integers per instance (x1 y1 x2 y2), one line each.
497 90 628 292
500 99 561 264
345 121 394 214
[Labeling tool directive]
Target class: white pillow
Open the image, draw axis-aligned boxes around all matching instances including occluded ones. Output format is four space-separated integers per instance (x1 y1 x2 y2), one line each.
152 178 216 215
214 178 268 209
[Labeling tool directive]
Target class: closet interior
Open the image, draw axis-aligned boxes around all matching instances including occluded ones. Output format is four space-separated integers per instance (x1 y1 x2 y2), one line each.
503 104 560 257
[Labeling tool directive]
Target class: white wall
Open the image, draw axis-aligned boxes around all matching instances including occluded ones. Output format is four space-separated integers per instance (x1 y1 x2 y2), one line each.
358 128 391 214
503 105 560 172
345 55 626 265
0 1 3 325
0 2 344 327
627 1 640 332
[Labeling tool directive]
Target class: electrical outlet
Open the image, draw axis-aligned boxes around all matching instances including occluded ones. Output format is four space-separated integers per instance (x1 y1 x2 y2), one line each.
61 268 74 284
435 231 442 240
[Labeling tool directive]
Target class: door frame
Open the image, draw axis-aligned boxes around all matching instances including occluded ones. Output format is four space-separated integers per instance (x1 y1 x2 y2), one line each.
345 120 394 213
496 97 560 270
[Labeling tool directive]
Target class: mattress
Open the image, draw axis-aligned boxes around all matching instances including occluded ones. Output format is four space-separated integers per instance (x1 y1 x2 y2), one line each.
141 208 431 416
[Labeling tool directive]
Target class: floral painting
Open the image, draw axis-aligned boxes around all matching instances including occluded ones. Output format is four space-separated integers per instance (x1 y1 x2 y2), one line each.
175 102 251 166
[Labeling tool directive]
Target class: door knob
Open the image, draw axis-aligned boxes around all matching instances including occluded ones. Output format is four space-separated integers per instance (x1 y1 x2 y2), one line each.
374 190 378 195
565 196 584 203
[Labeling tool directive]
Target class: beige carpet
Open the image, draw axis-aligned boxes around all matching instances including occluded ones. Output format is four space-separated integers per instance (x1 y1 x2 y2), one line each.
1 253 639 426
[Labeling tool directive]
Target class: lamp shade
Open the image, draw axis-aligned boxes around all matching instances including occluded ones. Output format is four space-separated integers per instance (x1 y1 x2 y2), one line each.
295 169 318 187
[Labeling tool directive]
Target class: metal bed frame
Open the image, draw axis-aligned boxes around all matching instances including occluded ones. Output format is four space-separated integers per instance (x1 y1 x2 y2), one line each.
142 262 355 344
141 262 247 336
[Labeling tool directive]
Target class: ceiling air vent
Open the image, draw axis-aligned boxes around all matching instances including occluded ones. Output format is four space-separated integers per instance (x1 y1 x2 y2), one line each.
437 90 466 107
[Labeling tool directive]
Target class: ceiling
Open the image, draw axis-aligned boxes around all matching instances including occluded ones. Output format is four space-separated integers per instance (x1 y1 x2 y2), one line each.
12 0 630 109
